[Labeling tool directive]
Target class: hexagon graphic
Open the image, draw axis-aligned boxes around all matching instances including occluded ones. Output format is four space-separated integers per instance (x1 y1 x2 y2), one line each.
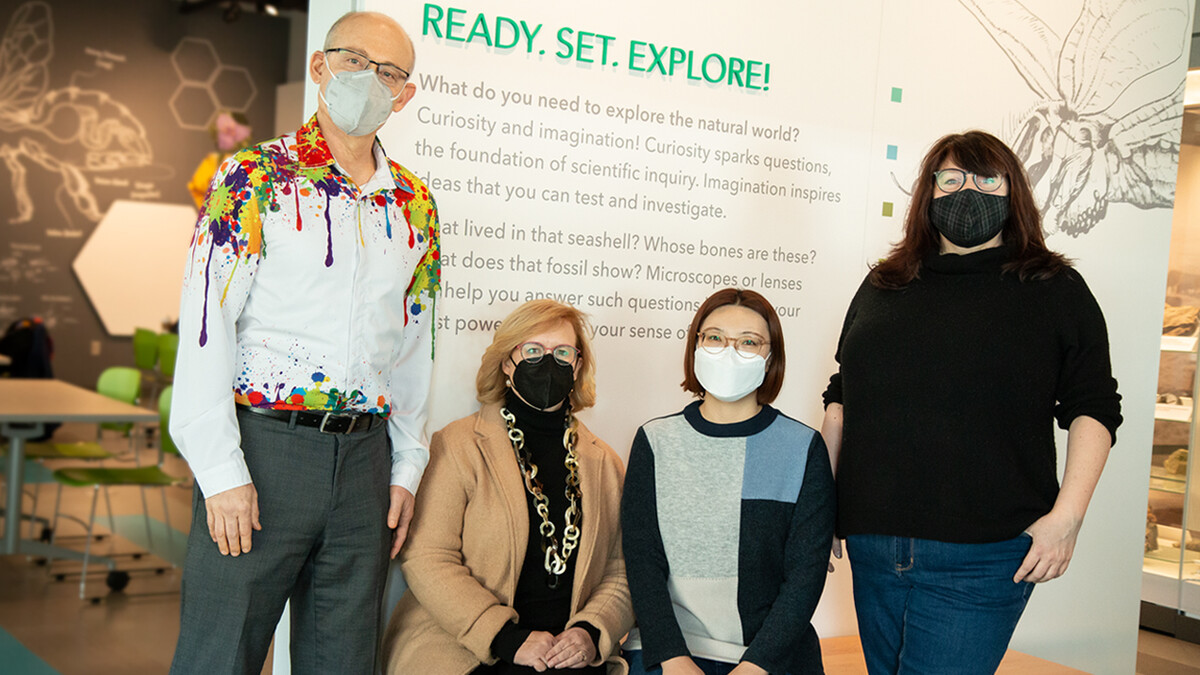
172 37 220 84
170 82 219 130
73 200 197 337
210 65 257 112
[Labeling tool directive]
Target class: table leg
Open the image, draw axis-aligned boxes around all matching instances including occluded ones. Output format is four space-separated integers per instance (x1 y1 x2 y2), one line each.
3 424 38 555
3 423 116 570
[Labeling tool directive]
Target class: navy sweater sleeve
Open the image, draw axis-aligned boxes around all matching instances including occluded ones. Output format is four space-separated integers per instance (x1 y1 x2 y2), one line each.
1052 271 1122 444
740 432 837 674
620 427 690 667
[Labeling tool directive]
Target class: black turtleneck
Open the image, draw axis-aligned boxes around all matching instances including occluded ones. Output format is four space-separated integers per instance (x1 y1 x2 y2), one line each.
479 390 601 674
824 246 1122 543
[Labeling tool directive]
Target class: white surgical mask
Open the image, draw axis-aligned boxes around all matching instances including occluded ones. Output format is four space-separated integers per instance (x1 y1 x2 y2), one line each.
693 346 766 403
319 69 400 136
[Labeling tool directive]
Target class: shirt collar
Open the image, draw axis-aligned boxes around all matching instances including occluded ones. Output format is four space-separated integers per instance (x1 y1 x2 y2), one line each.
296 115 415 198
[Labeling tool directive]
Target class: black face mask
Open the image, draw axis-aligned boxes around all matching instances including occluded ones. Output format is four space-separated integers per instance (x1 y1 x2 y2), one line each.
511 357 575 410
928 189 1010 248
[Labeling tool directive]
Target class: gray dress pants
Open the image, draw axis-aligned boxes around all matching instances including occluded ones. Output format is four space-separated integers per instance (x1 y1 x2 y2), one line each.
170 408 392 675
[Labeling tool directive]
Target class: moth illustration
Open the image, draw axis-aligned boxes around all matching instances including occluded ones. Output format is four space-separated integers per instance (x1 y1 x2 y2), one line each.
961 0 1190 236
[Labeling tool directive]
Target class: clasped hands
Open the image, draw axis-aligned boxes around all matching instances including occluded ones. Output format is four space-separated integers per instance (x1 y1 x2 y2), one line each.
514 627 596 671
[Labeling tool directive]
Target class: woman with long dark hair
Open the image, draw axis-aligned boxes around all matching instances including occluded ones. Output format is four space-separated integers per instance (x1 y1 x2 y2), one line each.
823 130 1122 674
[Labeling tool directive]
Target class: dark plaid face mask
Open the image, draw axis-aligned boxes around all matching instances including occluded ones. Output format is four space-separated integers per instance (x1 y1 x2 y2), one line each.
928 190 1010 248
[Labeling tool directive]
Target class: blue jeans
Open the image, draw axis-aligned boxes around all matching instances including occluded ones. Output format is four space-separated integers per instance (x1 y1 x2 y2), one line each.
623 650 738 675
845 534 1035 675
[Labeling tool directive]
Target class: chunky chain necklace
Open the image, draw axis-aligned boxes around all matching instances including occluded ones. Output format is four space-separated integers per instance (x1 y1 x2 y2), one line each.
500 406 582 589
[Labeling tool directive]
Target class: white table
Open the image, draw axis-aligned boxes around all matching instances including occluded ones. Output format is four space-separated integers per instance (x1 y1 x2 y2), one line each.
1 379 158 560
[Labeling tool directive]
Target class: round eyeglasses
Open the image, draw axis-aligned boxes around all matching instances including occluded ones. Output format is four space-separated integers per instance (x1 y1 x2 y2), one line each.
698 329 770 358
933 169 1005 193
515 342 580 367
324 48 410 90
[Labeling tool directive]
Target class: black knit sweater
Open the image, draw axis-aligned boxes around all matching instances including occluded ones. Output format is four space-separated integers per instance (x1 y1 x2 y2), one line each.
479 390 601 675
823 246 1122 543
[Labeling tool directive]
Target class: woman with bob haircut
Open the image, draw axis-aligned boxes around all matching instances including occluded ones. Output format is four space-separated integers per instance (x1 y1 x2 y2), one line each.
621 288 835 675
823 130 1122 674
384 299 633 674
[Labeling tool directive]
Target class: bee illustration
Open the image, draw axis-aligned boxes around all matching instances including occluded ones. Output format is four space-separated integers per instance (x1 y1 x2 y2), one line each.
0 1 153 225
960 0 1190 236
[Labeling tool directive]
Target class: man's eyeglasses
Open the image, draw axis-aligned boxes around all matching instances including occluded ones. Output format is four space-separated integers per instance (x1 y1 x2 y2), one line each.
933 169 1005 193
515 342 580 367
324 48 410 89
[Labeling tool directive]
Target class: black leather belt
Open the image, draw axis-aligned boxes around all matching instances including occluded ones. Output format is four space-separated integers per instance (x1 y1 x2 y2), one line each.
237 404 380 434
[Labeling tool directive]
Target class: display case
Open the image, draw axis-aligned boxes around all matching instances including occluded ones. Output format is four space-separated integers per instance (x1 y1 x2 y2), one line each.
1141 153 1200 640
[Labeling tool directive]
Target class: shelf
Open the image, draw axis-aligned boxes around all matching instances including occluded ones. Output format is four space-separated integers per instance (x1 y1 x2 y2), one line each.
1162 335 1199 353
1150 465 1188 493
1156 403 1193 423
1150 479 1188 494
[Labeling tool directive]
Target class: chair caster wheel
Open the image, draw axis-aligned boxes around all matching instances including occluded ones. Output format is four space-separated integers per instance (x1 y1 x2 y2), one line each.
54 573 66 581
132 553 143 560
106 570 130 592
89 597 101 605
39 527 52 543
155 568 165 575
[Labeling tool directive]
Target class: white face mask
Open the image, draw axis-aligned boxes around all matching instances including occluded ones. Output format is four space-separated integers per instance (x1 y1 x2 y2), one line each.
319 69 400 136
693 346 767 403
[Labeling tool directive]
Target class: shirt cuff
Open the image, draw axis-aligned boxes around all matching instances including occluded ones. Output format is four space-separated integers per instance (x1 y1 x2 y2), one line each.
490 621 532 663
192 457 253 498
390 459 424 493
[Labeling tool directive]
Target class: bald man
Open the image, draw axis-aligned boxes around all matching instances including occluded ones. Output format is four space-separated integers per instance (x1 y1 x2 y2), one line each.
170 12 440 674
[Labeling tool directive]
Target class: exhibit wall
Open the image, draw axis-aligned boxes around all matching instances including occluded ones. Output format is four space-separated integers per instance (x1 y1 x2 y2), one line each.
304 1 1193 672
0 0 288 387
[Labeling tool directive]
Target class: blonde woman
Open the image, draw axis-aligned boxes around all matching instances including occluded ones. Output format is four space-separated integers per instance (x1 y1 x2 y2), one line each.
384 299 633 674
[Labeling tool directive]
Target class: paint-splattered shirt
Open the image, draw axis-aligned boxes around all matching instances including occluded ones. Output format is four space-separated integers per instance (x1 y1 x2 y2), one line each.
172 115 440 497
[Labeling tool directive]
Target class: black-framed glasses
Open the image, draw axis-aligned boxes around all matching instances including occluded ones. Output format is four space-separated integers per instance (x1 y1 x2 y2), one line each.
933 169 1005 193
324 48 410 89
698 329 770 357
516 342 580 367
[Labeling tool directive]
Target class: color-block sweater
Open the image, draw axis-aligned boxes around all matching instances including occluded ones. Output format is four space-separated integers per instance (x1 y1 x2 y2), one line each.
621 403 835 675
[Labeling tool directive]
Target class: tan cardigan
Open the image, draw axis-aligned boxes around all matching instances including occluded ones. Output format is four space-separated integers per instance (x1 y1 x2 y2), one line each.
383 404 634 675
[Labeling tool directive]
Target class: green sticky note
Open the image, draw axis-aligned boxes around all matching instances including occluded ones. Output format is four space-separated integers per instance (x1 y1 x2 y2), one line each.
891 87 902 103
882 202 894 217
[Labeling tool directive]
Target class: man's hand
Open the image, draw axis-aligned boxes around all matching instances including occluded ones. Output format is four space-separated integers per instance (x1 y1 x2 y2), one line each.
661 656 705 675
513 631 556 672
543 626 596 669
388 486 415 559
205 483 261 556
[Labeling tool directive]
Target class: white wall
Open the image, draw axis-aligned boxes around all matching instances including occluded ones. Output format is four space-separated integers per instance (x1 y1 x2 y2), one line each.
299 2 1192 672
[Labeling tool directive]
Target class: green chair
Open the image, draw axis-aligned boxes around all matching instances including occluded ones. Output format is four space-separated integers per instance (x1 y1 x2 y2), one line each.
132 328 159 371
133 327 160 406
48 386 184 599
49 464 182 599
158 334 179 382
97 366 143 436
158 386 177 456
